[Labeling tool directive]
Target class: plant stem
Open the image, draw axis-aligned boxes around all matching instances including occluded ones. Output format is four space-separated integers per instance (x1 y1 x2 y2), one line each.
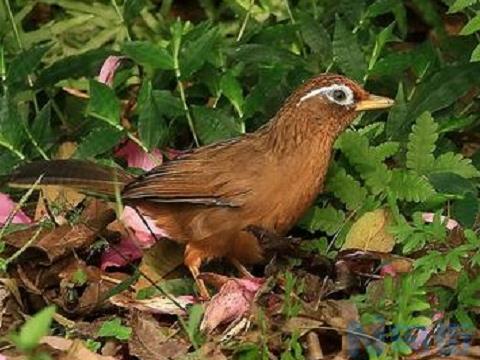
172 27 199 147
236 0 255 42
110 0 132 41
283 0 306 57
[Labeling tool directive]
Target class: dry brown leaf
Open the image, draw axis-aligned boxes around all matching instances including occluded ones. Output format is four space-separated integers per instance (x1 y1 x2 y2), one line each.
128 310 189 360
134 240 184 291
342 209 394 253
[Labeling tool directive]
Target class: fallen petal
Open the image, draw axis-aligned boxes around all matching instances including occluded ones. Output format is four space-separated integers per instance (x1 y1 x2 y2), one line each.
115 140 162 171
422 213 459 230
121 206 169 247
98 56 124 87
201 277 264 333
0 193 31 225
101 237 143 271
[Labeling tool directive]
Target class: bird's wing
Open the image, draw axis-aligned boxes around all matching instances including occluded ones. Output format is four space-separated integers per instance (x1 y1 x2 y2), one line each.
121 156 251 207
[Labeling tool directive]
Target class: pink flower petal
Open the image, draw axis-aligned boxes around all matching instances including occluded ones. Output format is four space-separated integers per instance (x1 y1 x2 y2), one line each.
201 277 264 333
121 206 168 247
101 237 143 271
98 56 124 87
422 213 459 230
0 193 31 225
115 140 162 171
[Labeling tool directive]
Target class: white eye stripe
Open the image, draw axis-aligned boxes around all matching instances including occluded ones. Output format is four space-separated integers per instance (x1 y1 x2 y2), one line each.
298 84 354 106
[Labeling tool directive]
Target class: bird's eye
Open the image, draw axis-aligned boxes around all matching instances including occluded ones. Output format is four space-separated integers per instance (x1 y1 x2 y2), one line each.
333 89 347 102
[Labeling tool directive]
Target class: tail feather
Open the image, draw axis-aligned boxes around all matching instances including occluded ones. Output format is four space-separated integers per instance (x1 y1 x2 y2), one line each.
9 160 133 197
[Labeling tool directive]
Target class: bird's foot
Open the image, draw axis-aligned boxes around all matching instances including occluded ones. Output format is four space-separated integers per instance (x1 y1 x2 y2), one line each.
230 258 254 278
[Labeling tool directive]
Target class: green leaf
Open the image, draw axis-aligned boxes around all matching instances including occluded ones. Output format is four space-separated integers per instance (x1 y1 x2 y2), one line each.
152 90 184 118
122 41 174 70
37 48 114 87
186 304 204 346
192 106 242 145
471 43 480 62
31 103 53 149
333 15 367 82
298 13 332 64
87 80 121 128
300 206 345 235
431 152 480 178
406 112 438 174
326 166 367 210
180 26 219 79
75 125 124 158
408 63 480 121
6 45 50 88
137 81 168 150
386 83 409 140
428 172 476 195
0 94 26 156
449 0 479 12
460 14 480 35
220 72 244 117
97 318 132 341
368 23 394 71
12 306 55 352
389 170 435 202
123 0 146 22
452 192 478 228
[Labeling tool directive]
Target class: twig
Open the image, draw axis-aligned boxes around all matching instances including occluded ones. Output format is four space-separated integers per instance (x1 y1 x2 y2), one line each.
306 331 324 360
236 0 255 42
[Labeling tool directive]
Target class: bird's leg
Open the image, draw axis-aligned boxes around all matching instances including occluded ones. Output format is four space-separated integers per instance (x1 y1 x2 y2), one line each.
185 245 210 300
230 258 254 278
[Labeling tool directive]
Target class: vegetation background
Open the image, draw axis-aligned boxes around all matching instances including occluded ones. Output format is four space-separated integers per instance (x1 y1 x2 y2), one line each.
1 0 480 359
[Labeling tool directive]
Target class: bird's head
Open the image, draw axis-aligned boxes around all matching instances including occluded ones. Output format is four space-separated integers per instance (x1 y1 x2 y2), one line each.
289 74 394 134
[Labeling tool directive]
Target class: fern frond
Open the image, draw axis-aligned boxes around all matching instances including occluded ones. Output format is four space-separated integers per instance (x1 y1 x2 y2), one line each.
389 169 435 202
326 166 367 210
432 152 480 178
374 142 399 161
365 167 392 195
301 206 345 235
406 112 438 174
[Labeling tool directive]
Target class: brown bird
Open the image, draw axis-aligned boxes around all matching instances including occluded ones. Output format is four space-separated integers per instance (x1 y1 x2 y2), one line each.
10 74 394 298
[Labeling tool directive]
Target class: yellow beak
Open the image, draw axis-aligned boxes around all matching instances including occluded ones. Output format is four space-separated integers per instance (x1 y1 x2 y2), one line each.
355 94 395 111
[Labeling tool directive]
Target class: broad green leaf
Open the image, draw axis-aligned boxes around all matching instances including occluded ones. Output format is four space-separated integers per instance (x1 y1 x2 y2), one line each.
453 192 479 229
87 80 121 127
431 152 480 178
411 0 443 31
123 0 146 22
122 41 174 70
186 304 204 346
192 106 242 145
389 170 435 202
368 23 394 71
406 112 438 174
408 63 480 121
75 125 124 158
220 72 244 117
369 51 415 77
31 102 54 150
37 48 114 87
137 81 168 150
460 14 480 35
298 13 332 64
428 172 476 195
300 206 345 235
6 45 50 88
471 43 480 61
333 15 367 82
386 83 408 140
230 44 302 67
12 306 55 352
326 167 367 210
366 0 407 33
180 26 218 79
449 0 479 12
152 90 184 118
97 318 132 341
0 94 26 158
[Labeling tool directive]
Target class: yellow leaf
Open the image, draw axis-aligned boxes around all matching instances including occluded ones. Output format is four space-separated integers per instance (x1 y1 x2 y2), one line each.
342 209 394 253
